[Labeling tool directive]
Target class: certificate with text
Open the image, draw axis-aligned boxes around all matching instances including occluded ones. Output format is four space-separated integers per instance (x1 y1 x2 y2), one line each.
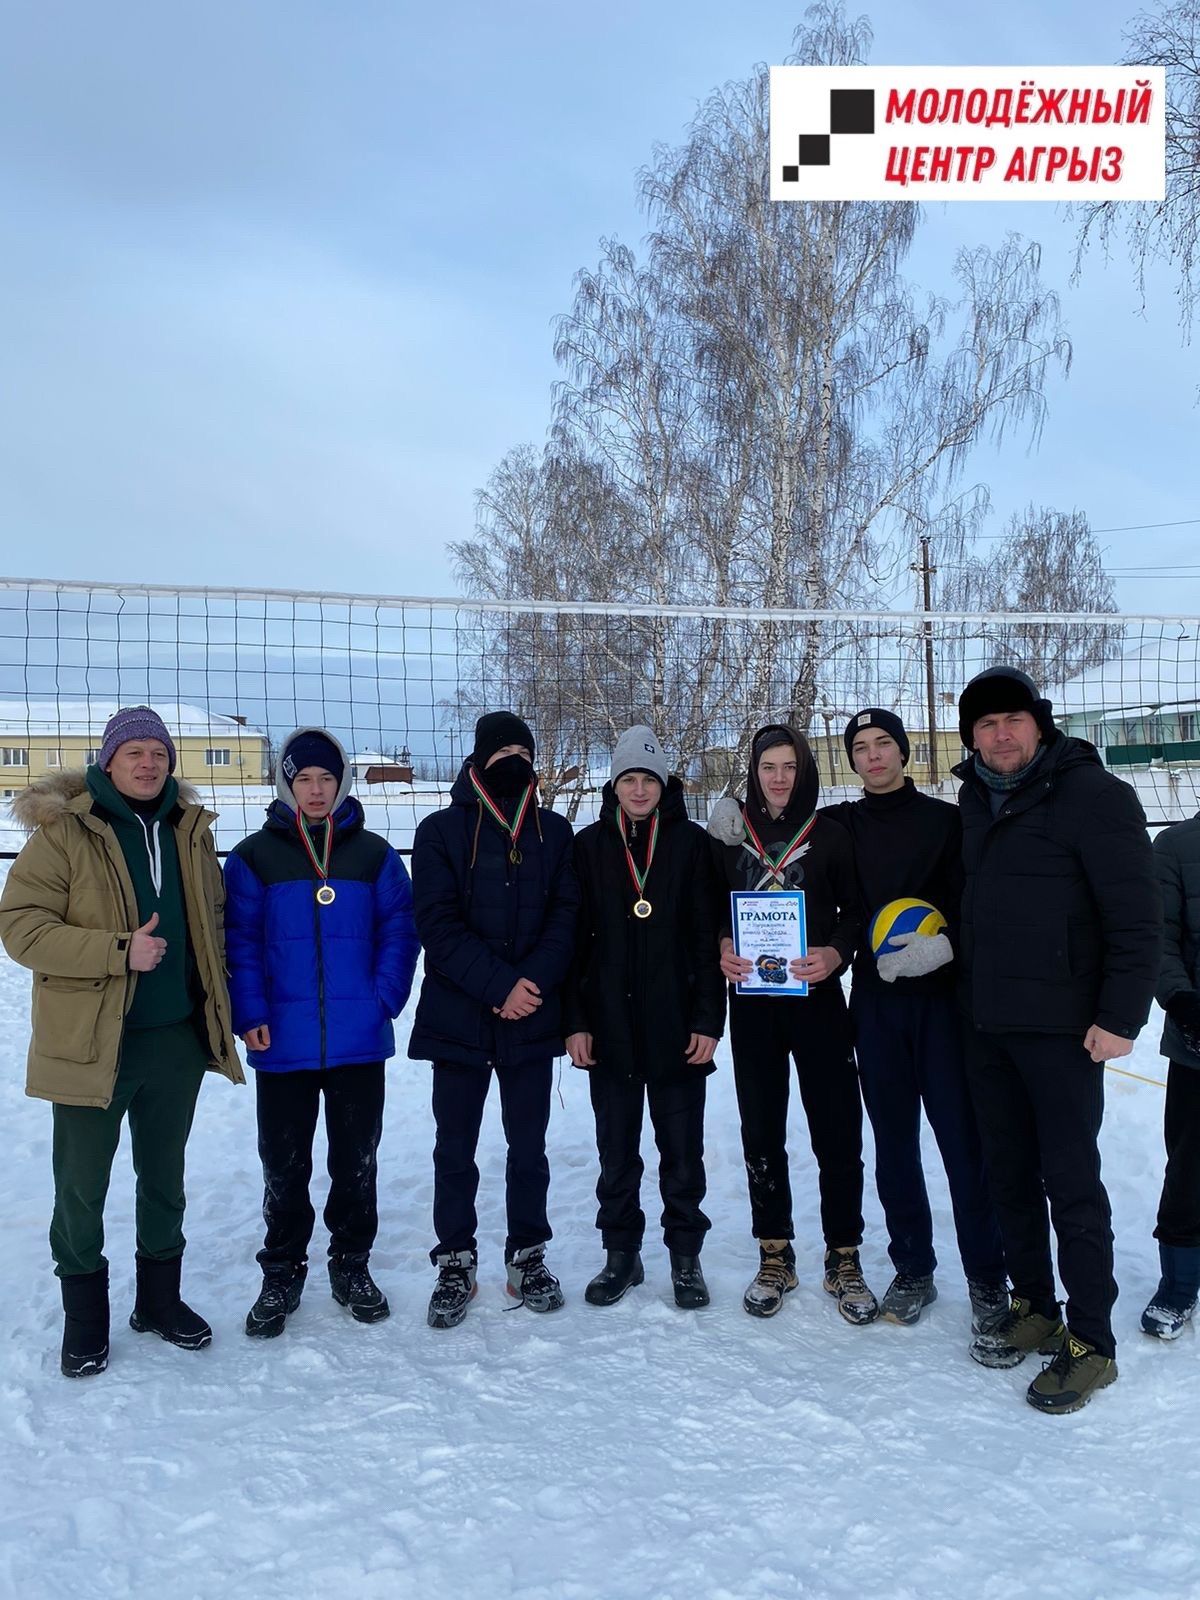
731 891 808 997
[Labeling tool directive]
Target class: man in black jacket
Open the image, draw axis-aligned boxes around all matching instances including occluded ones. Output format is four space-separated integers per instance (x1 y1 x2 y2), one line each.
824 710 1006 1333
956 666 1161 1413
409 712 579 1329
564 726 725 1310
1142 809 1200 1338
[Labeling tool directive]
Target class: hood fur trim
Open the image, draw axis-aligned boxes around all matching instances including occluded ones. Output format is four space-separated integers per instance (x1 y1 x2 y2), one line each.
8 770 203 833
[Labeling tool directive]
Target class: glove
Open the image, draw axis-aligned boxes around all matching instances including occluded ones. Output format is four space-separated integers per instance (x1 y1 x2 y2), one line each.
877 931 954 984
1166 990 1200 1054
706 796 745 845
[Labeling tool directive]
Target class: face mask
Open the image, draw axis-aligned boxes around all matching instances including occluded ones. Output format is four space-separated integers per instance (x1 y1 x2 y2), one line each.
483 754 535 796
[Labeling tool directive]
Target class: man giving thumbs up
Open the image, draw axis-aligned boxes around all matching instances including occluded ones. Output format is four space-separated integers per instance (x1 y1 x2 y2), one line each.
0 706 243 1378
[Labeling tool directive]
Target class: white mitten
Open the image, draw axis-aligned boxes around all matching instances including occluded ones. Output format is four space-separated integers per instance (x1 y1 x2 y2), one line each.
706 796 744 845
876 931 953 983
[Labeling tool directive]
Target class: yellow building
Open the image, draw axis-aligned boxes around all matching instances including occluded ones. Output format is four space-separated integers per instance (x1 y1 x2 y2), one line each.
0 700 270 794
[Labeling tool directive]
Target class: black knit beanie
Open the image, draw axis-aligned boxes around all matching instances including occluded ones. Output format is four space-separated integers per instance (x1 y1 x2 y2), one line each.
472 711 536 768
843 708 910 765
958 667 1056 750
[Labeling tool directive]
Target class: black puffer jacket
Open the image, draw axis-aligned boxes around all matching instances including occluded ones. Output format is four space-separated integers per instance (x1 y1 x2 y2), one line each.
562 778 725 1081
408 763 579 1069
955 733 1161 1038
1154 813 1200 1069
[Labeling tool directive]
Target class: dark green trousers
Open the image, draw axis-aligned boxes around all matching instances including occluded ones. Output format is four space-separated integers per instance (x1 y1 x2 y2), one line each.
50 1021 209 1277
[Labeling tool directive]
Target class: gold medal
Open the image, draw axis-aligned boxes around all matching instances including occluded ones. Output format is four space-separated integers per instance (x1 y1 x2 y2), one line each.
619 809 659 923
633 898 653 919
316 884 336 906
509 847 522 865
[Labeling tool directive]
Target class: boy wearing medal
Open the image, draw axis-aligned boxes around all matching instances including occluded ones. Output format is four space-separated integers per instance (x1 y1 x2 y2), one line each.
708 724 876 1323
564 727 725 1308
409 712 579 1329
224 728 419 1335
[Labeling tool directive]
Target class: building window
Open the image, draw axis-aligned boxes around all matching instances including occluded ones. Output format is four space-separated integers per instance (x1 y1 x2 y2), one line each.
1181 712 1196 742
1089 723 1105 747
45 750 62 768
1 748 28 767
914 741 930 766
85 748 99 764
205 748 231 766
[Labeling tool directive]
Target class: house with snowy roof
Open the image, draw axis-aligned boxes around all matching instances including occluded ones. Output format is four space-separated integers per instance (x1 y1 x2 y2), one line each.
1055 631 1200 768
0 699 270 794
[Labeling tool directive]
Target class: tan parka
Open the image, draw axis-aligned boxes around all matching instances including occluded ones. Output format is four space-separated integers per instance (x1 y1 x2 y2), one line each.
0 771 245 1107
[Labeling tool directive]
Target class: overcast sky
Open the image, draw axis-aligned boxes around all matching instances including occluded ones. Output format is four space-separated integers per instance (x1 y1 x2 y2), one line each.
0 0 1194 612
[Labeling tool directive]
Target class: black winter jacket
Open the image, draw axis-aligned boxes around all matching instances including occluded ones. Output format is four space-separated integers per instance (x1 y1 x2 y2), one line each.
1154 812 1200 1070
407 764 579 1069
955 734 1161 1038
562 779 726 1081
822 779 963 993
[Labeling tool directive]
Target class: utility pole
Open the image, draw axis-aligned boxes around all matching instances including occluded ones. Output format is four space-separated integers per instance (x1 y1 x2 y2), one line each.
911 536 939 785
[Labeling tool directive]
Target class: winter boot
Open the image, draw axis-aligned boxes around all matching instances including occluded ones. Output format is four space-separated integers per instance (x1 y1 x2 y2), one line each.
585 1249 645 1307
427 1249 478 1329
823 1247 880 1326
879 1272 937 1327
1141 1243 1200 1340
245 1263 308 1339
129 1255 212 1350
670 1253 710 1310
60 1266 109 1378
1026 1333 1118 1414
969 1293 1064 1369
967 1278 1011 1336
743 1240 798 1318
505 1245 565 1313
328 1255 390 1324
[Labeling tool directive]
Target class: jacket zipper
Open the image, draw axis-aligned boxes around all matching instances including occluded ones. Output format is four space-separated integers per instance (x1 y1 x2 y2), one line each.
312 890 327 1069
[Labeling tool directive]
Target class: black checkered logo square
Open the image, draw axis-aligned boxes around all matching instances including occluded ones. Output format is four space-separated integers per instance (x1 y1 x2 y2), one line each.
781 87 875 179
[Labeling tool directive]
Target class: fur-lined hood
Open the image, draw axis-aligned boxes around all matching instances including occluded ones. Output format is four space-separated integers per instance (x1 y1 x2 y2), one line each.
8 769 205 834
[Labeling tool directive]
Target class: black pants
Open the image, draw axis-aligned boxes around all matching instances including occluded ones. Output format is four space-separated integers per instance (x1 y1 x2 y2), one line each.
589 1069 710 1254
965 1030 1116 1356
1155 1060 1200 1248
255 1061 385 1272
729 986 864 1248
431 1058 552 1261
852 984 1004 1283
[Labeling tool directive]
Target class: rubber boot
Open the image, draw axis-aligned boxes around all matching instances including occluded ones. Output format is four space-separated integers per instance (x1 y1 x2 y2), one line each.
60 1266 109 1378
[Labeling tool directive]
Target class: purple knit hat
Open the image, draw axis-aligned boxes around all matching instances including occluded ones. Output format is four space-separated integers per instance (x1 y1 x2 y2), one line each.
97 706 178 773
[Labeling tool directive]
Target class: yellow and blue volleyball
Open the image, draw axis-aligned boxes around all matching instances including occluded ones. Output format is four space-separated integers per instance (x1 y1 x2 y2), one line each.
869 898 947 958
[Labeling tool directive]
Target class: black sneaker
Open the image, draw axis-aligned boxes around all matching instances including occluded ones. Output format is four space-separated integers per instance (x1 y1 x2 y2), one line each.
670 1253 710 1310
1141 1283 1197 1340
743 1240 798 1318
505 1245 565 1313
967 1278 1011 1336
879 1272 937 1326
328 1256 390 1324
245 1265 308 1339
428 1249 478 1330
585 1250 645 1307
823 1247 879 1326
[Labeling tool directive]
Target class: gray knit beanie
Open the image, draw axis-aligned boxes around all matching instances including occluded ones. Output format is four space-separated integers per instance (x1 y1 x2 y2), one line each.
610 725 668 787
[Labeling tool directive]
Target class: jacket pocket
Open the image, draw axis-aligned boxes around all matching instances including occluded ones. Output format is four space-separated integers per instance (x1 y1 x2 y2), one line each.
35 975 107 1064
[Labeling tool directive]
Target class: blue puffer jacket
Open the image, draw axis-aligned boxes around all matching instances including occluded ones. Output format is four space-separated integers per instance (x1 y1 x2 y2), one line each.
407 763 578 1069
224 796 419 1072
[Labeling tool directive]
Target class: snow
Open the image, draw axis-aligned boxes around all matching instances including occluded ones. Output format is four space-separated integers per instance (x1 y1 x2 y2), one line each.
1 857 1198 1600
0 700 267 739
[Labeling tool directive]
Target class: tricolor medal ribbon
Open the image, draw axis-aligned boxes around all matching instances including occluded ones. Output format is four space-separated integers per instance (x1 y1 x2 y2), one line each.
741 808 816 892
618 807 659 920
469 767 534 865
297 811 336 905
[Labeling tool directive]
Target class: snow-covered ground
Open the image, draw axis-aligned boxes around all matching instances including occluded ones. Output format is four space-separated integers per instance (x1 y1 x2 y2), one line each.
1 858 1197 1600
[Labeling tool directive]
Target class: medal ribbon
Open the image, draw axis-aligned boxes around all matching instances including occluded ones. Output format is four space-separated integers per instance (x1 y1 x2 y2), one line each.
617 808 659 901
296 811 335 883
468 767 534 853
740 807 816 888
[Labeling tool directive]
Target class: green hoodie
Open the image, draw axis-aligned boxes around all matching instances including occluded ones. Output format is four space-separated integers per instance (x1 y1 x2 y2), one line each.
85 766 196 1031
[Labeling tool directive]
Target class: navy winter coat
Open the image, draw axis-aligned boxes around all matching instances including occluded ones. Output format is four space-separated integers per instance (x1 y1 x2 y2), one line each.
224 797 419 1072
407 764 579 1069
1155 812 1200 1069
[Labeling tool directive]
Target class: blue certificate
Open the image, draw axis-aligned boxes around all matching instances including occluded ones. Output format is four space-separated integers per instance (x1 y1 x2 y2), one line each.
731 891 808 997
